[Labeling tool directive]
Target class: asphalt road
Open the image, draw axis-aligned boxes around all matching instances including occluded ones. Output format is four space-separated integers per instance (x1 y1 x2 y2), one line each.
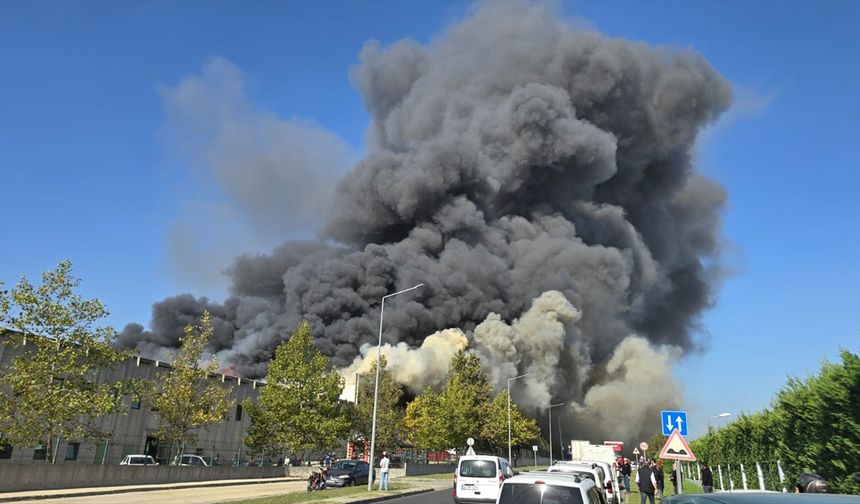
391 488 454 503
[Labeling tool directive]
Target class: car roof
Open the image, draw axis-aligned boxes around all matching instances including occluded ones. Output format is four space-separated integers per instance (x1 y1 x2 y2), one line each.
507 472 595 489
665 493 860 504
460 455 504 461
548 466 598 474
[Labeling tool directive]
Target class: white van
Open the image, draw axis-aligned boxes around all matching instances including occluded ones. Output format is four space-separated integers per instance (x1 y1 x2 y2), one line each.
548 464 606 496
454 455 513 503
497 472 602 504
559 460 619 504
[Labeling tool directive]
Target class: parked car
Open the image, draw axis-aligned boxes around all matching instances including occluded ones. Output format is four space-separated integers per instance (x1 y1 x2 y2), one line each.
558 460 620 503
119 454 158 466
172 454 209 466
325 460 371 487
548 464 607 504
454 455 514 504
497 471 603 504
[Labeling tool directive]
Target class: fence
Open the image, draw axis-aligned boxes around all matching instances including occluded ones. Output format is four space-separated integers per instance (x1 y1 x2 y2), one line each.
677 459 792 493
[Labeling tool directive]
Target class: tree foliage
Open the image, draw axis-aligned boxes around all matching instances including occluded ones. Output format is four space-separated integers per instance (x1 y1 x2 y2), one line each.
404 387 450 452
245 321 350 455
145 310 233 456
691 350 860 495
480 389 541 451
404 350 540 455
351 355 404 453
0 261 129 463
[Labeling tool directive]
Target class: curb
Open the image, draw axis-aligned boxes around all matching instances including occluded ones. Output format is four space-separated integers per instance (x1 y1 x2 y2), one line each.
0 477 303 503
341 487 436 503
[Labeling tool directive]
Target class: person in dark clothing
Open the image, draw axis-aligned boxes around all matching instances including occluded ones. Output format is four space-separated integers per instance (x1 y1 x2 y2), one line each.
636 460 658 504
670 462 681 495
621 458 632 494
701 463 714 493
653 461 665 500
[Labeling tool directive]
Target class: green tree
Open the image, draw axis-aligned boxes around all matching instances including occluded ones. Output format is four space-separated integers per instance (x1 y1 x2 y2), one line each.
145 310 233 457
442 350 492 450
480 389 541 453
646 432 667 461
352 355 404 453
0 261 130 463
404 387 450 452
244 321 350 455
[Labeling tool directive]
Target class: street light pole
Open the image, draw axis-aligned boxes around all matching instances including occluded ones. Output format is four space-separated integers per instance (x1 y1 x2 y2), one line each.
548 402 565 465
507 373 529 465
367 283 424 491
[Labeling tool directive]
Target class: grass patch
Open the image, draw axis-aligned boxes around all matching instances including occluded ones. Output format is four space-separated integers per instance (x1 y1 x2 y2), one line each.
219 482 411 504
627 478 703 498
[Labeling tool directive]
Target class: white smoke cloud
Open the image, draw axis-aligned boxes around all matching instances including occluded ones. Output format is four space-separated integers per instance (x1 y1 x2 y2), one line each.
574 336 683 441
339 327 469 393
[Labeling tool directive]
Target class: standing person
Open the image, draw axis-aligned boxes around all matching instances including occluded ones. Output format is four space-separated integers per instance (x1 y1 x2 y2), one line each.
379 451 391 491
654 461 665 500
670 462 681 495
324 452 332 467
701 462 713 493
622 458 632 495
636 459 658 504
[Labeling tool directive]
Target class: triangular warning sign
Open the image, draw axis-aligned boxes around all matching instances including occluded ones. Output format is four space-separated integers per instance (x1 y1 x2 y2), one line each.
659 429 696 461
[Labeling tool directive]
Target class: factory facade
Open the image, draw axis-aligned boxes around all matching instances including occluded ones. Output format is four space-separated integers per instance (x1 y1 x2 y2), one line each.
0 333 262 465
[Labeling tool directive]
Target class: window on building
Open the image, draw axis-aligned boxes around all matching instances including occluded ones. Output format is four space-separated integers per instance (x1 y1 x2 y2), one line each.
235 404 243 421
33 446 46 461
0 444 12 459
65 442 79 461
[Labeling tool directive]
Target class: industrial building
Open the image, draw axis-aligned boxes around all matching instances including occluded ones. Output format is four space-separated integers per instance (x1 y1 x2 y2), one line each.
0 333 262 465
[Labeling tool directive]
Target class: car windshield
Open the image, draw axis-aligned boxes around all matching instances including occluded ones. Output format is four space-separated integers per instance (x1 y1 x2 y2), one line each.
331 461 356 470
460 460 497 478
499 483 584 504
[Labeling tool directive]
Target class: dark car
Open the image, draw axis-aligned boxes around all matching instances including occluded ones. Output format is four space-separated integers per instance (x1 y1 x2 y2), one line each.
325 460 371 487
665 492 860 504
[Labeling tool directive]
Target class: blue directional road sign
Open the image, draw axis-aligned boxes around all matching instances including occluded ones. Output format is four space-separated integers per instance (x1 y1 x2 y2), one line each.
661 410 688 436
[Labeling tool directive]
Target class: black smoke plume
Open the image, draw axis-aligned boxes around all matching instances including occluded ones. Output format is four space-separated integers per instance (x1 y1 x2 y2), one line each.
119 3 732 442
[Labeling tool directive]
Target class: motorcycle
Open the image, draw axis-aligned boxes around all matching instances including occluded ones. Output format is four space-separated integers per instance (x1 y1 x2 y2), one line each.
307 469 328 492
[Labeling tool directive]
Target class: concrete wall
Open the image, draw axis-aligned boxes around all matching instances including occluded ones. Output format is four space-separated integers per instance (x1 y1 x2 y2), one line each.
0 463 288 492
405 463 456 476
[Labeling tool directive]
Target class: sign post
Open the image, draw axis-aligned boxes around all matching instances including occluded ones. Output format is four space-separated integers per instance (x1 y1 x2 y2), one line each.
532 445 538 467
660 410 688 436
658 428 696 496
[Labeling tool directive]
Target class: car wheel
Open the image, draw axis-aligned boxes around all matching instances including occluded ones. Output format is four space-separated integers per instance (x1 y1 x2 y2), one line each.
349 478 356 487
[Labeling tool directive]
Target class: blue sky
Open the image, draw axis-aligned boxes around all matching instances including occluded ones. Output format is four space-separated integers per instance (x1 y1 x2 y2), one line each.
2 1 858 439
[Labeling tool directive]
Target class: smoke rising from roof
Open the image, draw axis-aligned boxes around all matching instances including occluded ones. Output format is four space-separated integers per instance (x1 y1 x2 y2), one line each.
119 2 732 443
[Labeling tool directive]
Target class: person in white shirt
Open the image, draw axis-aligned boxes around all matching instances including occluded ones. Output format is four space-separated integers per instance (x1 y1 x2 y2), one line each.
379 452 391 490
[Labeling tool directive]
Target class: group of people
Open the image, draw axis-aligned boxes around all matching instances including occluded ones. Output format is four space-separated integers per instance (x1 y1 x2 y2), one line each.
617 456 828 501
616 457 704 504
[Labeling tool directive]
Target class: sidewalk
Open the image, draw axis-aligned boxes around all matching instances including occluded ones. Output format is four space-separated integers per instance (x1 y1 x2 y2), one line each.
0 475 453 504
0 476 303 503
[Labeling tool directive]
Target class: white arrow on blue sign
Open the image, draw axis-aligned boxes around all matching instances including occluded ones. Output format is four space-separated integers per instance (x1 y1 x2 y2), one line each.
661 410 688 436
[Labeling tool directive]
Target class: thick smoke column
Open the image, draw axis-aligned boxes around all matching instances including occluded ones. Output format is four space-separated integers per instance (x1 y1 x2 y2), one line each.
120 2 731 442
